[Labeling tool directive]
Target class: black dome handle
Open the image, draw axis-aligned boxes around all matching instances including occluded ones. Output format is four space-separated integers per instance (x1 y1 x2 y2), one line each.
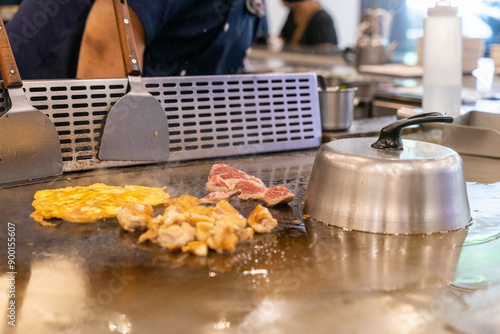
371 112 453 150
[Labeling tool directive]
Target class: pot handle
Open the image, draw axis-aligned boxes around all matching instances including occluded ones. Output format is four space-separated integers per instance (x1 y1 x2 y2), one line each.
317 75 328 91
341 47 357 66
371 112 453 150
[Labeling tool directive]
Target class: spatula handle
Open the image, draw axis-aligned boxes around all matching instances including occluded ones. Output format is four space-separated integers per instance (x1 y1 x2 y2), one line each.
0 17 23 88
113 0 142 76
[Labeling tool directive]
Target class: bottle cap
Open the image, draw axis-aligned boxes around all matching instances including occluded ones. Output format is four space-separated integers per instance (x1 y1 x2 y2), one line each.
428 1 458 16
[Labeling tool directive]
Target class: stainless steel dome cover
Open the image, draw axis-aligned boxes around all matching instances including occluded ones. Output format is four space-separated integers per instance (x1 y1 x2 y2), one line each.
304 113 472 234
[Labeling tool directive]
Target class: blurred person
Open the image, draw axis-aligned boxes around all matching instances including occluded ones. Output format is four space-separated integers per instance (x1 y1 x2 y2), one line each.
280 0 337 50
4 0 266 79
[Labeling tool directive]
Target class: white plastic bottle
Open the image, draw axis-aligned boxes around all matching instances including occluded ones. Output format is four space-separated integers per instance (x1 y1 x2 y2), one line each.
422 1 462 117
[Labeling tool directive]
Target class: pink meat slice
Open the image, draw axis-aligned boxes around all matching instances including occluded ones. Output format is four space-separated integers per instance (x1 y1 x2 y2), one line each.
233 180 267 197
263 186 295 206
202 164 294 206
200 190 240 203
206 175 232 193
208 164 265 186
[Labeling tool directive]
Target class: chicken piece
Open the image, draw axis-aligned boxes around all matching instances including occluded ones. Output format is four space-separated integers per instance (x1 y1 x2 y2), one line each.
139 205 185 243
236 227 254 241
117 204 154 232
157 222 196 250
196 221 214 242
214 199 239 215
182 202 214 215
183 212 215 226
165 195 216 225
215 212 247 230
165 194 201 208
182 204 216 226
213 200 247 229
207 223 239 254
247 204 278 233
138 215 166 243
182 241 208 257
159 205 186 223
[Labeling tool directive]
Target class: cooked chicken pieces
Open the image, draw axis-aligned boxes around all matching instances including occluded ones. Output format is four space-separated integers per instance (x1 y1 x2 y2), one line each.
157 223 196 250
117 204 154 232
196 221 214 243
116 196 279 256
236 227 255 241
247 205 278 233
138 205 186 243
207 223 239 254
182 241 208 257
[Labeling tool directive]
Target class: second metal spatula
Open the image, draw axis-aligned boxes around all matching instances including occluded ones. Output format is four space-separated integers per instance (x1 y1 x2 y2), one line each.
99 0 169 161
0 18 62 184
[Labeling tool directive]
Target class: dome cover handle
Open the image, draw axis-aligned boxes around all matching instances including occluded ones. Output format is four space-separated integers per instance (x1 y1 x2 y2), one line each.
371 112 453 150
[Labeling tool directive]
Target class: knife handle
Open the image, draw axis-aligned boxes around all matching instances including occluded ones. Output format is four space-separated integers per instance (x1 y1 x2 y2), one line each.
112 0 142 76
0 17 23 88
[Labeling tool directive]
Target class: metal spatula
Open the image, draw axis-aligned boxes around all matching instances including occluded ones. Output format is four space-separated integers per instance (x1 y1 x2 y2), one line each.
0 18 62 184
99 0 169 161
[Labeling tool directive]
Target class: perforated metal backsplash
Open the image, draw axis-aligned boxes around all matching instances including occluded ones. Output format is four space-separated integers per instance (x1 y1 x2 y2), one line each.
0 73 321 172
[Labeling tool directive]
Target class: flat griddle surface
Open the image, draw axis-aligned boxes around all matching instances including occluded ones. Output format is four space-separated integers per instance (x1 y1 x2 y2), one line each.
1 150 500 334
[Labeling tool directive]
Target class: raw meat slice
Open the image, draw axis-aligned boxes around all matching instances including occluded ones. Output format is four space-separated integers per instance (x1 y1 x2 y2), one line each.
206 175 232 193
208 163 265 186
263 186 295 206
233 180 267 199
201 190 240 204
202 164 294 206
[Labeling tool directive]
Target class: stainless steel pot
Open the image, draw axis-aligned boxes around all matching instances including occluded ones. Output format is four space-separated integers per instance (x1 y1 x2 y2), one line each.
318 86 357 131
342 8 397 67
304 113 472 234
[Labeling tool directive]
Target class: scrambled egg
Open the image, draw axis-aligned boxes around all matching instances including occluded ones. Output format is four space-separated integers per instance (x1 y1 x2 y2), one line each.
30 183 169 225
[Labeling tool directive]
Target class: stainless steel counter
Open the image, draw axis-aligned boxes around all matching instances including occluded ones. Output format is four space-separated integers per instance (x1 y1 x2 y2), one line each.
247 47 500 120
0 133 499 333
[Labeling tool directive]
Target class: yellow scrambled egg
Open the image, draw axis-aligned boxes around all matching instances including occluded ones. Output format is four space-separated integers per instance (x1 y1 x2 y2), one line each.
30 183 169 225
